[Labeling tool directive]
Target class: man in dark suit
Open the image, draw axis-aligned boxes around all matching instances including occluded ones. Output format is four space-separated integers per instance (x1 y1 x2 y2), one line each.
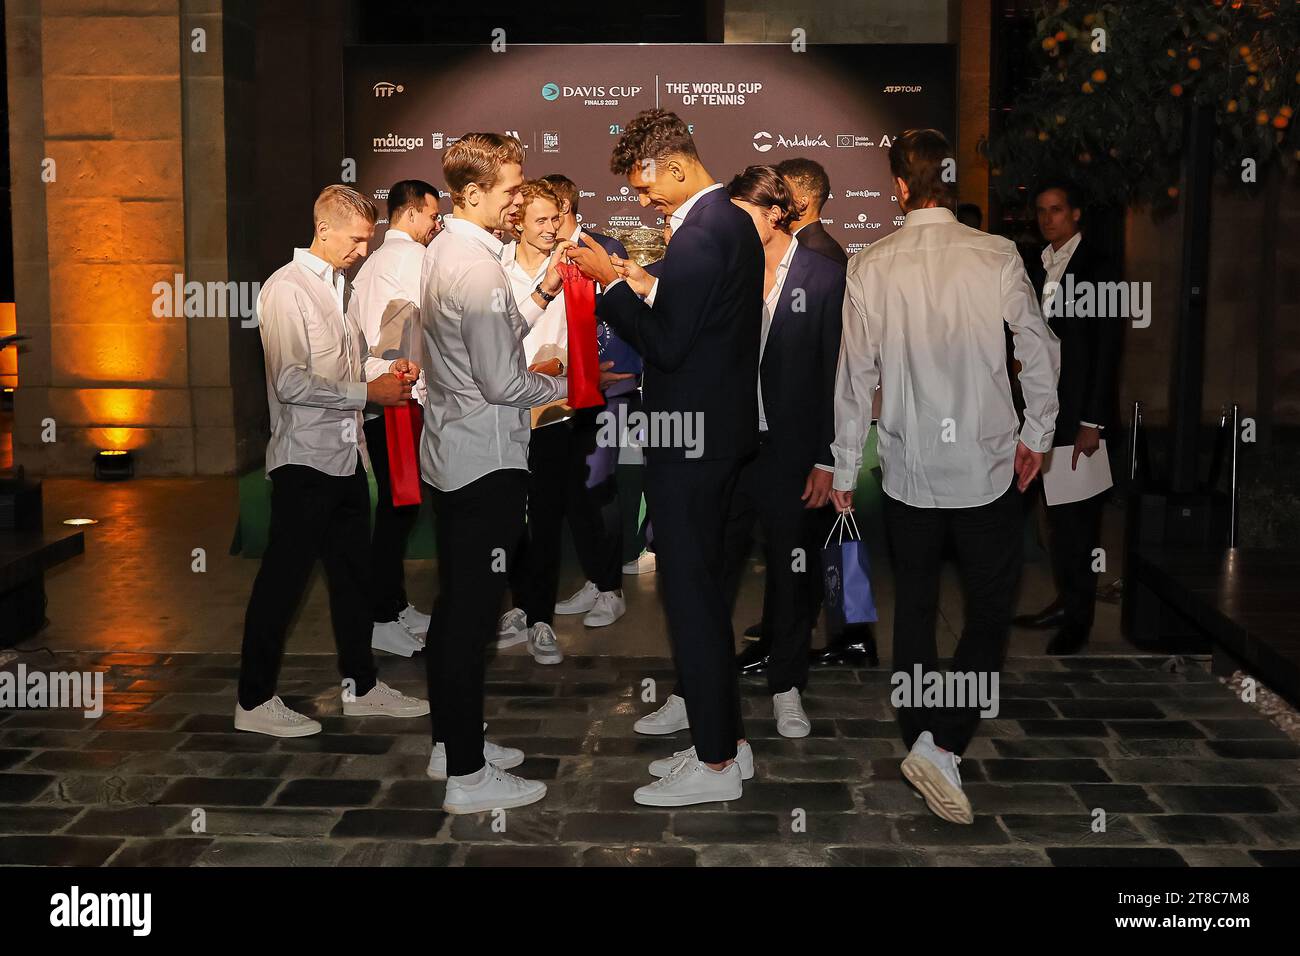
776 158 848 268
567 109 763 807
1014 180 1122 654
718 166 844 737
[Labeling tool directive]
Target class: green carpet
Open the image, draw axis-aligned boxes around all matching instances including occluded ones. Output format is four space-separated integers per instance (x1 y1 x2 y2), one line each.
233 427 882 559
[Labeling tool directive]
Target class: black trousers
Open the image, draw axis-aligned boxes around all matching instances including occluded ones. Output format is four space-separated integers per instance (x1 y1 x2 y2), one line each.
363 414 422 623
882 483 1023 756
1046 488 1106 641
643 456 745 763
238 456 378 711
426 468 529 777
567 406 623 593
722 440 818 694
509 423 570 627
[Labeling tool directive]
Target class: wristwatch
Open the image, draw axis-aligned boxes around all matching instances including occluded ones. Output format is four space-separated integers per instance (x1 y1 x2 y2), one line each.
535 284 558 303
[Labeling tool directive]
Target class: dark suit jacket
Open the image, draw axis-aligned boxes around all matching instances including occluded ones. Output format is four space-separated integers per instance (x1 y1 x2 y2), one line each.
598 188 764 462
761 242 845 473
1030 235 1123 447
794 220 848 269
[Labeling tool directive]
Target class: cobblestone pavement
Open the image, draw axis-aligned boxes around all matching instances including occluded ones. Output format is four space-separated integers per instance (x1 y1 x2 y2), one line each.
1 652 1298 866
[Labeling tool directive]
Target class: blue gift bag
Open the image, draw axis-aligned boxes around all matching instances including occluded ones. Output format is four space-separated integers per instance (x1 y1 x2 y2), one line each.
822 510 878 629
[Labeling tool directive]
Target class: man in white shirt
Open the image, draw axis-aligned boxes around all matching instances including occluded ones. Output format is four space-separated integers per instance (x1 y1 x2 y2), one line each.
237 185 429 738
418 134 570 814
346 179 441 659
830 129 1060 824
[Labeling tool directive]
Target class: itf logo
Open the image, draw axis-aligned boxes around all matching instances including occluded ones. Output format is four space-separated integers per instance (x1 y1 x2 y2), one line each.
541 82 560 101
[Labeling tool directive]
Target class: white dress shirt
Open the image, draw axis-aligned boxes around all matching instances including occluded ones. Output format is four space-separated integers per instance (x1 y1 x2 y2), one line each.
1040 231 1100 432
832 206 1060 508
500 239 568 366
758 235 798 432
418 215 566 491
257 247 394 477
347 227 427 416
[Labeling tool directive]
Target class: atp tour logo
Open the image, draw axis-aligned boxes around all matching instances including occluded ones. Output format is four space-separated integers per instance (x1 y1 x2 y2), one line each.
373 81 404 97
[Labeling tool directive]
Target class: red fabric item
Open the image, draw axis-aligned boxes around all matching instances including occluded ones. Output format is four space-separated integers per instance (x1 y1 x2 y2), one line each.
384 398 423 507
558 261 603 409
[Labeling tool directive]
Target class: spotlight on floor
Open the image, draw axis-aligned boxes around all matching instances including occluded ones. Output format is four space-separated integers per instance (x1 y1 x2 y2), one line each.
93 449 134 481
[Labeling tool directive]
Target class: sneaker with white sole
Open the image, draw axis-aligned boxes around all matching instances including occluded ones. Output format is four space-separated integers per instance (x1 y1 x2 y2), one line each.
900 730 974 825
372 620 422 657
633 756 742 807
555 581 600 615
234 695 321 737
527 622 563 665
649 740 754 780
583 589 626 628
622 550 657 575
633 693 689 735
427 725 525 780
442 763 547 814
773 687 812 738
342 680 430 718
398 604 431 642
497 607 529 649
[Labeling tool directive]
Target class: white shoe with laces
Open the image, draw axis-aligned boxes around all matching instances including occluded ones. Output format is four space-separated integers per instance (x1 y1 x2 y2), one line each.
773 687 812 738
442 763 547 814
622 551 657 575
633 694 689 735
901 730 974 824
527 622 563 665
497 608 529 649
398 604 430 643
583 589 626 627
427 725 525 780
372 620 422 657
649 740 754 780
234 695 321 737
555 581 600 615
633 755 742 807
342 680 430 718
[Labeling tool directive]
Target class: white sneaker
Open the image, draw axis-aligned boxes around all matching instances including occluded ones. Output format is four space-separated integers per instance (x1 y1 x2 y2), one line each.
633 756 742 807
633 694 689 735
398 604 430 642
622 550 657 575
555 581 600 615
497 608 529 649
234 695 321 737
901 730 974 825
372 620 422 657
342 680 430 718
442 763 547 814
649 740 754 780
773 688 812 738
583 589 626 627
427 726 526 780
527 622 563 665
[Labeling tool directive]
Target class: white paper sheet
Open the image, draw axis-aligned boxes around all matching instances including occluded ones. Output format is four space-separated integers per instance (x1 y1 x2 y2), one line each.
1041 438 1113 506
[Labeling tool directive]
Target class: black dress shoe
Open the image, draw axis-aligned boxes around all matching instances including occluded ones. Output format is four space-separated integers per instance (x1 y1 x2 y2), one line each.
1013 599 1066 630
742 621 765 642
736 641 771 675
1045 628 1088 655
811 625 880 668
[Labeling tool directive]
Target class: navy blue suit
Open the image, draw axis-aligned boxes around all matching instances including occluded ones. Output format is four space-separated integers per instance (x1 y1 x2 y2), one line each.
598 188 764 762
721 242 845 694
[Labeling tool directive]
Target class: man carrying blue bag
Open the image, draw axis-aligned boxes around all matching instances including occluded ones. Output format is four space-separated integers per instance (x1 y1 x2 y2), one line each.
830 130 1060 825
821 510 878 634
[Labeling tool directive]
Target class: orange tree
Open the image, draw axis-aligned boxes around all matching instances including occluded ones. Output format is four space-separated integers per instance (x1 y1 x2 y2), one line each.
983 0 1300 214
